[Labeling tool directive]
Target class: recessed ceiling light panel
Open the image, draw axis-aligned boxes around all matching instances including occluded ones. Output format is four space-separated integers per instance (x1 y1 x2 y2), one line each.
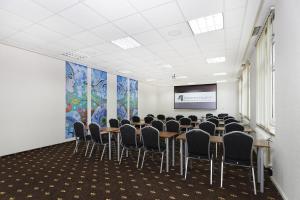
217 80 227 83
118 70 132 74
213 72 227 76
188 13 223 35
206 56 226 64
112 37 141 49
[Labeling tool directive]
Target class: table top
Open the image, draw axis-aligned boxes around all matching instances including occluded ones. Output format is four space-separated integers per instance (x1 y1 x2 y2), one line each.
180 125 193 129
176 134 269 148
216 126 253 133
136 130 178 138
100 127 120 133
131 122 145 126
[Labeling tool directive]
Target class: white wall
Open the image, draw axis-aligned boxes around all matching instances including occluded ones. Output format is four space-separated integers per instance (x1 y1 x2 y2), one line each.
271 1 300 199
156 82 238 118
0 44 157 156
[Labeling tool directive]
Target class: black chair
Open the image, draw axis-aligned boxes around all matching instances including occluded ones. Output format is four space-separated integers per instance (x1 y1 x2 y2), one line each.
157 114 166 121
218 113 228 119
121 119 131 125
199 121 216 136
132 116 140 123
221 131 256 194
224 118 239 125
151 120 164 131
144 116 154 125
119 124 142 168
224 122 244 133
188 115 198 121
147 114 154 118
141 126 165 173
211 116 218 120
166 120 180 133
175 115 184 121
224 116 234 121
109 118 119 128
185 129 213 184
206 113 213 118
88 123 109 160
73 121 91 156
207 118 219 127
179 117 192 132
166 117 175 122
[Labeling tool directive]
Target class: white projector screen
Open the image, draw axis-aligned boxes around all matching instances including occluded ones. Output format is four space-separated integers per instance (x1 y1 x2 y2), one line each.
174 84 217 109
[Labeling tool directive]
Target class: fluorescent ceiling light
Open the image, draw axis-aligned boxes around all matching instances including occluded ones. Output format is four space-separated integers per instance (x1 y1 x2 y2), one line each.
188 82 196 85
213 72 227 76
112 37 141 49
188 13 223 35
118 70 132 74
146 78 155 82
206 56 226 64
176 75 187 79
162 64 173 68
217 80 227 83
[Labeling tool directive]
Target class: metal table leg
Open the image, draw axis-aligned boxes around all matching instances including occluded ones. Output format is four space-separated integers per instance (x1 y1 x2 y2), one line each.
108 132 111 160
258 148 265 193
172 137 175 166
117 133 120 161
180 140 183 175
165 138 169 172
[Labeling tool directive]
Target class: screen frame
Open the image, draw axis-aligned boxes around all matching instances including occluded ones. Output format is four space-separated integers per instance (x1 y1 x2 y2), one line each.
173 83 218 110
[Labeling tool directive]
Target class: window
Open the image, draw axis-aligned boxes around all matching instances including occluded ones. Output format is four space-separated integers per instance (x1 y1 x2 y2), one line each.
256 11 275 133
239 64 251 119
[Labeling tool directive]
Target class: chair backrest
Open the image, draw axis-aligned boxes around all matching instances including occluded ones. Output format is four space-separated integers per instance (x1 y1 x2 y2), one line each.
218 113 228 119
166 120 180 133
147 114 154 118
224 116 234 121
224 118 239 124
89 123 102 144
144 116 154 124
186 129 210 159
157 114 166 121
74 121 86 139
151 120 164 131
166 117 175 122
179 117 191 125
109 118 119 128
121 119 131 125
199 121 216 136
207 118 219 127
206 113 213 118
132 116 140 123
225 122 244 133
188 115 198 122
175 115 184 121
141 126 160 151
120 124 137 148
223 131 253 166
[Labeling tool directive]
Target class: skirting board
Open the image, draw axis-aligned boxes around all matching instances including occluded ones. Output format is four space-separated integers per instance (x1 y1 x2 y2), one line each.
270 176 288 200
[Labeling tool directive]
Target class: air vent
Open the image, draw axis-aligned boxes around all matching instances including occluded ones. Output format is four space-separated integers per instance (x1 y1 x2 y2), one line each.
252 26 261 36
61 52 88 60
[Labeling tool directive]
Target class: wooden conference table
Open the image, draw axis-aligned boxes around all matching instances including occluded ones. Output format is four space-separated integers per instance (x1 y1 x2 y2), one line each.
176 133 269 193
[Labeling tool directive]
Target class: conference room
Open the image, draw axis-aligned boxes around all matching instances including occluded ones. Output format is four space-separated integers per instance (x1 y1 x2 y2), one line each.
0 0 298 199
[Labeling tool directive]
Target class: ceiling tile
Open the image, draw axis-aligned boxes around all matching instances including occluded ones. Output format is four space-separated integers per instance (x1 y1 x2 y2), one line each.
177 0 223 20
0 26 17 40
3 32 46 49
157 22 192 41
84 0 137 20
90 23 127 41
146 42 174 53
70 31 105 46
23 24 65 42
113 13 153 35
53 38 88 51
0 9 33 30
141 2 184 28
39 15 84 35
0 0 53 22
32 0 81 13
128 0 173 11
224 7 245 28
59 3 107 29
195 30 225 47
94 42 124 54
133 30 165 45
225 0 247 10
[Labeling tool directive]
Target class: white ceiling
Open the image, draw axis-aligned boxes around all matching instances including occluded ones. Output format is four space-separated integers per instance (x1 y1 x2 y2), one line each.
0 0 262 85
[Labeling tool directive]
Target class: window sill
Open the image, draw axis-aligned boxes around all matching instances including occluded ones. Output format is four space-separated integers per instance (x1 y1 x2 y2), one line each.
256 124 275 136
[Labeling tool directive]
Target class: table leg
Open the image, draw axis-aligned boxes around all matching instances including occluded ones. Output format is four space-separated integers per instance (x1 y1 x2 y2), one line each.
180 140 183 175
108 132 111 160
117 133 120 161
257 148 261 183
259 148 264 193
184 140 188 170
172 137 175 166
165 138 169 172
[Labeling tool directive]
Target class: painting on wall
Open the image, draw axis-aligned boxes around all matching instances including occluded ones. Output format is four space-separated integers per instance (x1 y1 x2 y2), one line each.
117 75 128 121
91 69 107 127
65 62 87 139
129 79 138 118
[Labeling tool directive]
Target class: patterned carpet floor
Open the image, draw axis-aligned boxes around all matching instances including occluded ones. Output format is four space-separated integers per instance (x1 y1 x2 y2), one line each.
0 142 282 200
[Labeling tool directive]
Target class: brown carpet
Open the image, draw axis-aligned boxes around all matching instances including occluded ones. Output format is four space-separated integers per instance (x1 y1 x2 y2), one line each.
0 142 282 200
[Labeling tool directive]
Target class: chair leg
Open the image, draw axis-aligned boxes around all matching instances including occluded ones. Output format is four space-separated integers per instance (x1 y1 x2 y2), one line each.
220 161 224 188
160 152 164 173
101 144 107 161
89 143 95 158
210 158 213 185
184 157 189 180
252 167 257 195
126 149 129 157
136 149 141 168
141 151 147 169
85 141 90 157
119 147 125 165
73 140 78 154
